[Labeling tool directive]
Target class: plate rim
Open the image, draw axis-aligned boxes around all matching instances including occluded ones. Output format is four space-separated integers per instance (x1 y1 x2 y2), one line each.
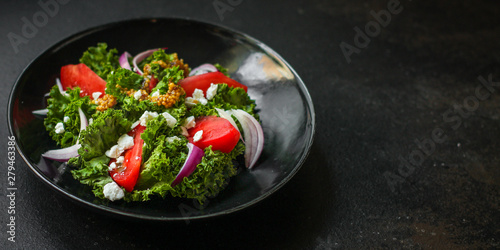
7 17 316 221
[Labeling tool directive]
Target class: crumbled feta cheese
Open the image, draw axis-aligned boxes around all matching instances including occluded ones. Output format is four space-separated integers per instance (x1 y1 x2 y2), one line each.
117 134 134 150
92 92 102 100
116 156 124 164
105 145 122 158
206 83 218 100
133 90 142 100
108 162 117 171
151 90 160 97
161 112 177 128
166 136 181 143
105 134 134 159
183 116 196 129
55 122 65 134
180 127 189 137
185 88 207 106
198 98 208 105
193 89 208 105
103 182 124 201
131 120 140 129
193 130 203 142
89 118 93 125
185 97 198 107
63 116 70 123
139 111 159 126
192 88 204 99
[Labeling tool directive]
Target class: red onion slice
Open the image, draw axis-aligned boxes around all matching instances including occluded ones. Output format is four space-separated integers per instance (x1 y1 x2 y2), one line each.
55 78 69 97
78 107 88 134
132 49 159 75
36 78 70 117
42 143 81 162
42 107 88 161
188 63 218 76
32 108 49 116
229 109 264 169
215 108 241 137
119 51 132 70
171 143 204 187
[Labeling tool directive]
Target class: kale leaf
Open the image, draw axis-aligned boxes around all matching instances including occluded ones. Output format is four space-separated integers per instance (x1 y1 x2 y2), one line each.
44 85 96 147
79 43 119 79
77 109 132 161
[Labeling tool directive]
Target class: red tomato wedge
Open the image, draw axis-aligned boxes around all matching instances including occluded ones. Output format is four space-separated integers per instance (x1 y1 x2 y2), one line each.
109 125 146 192
149 76 159 92
60 63 106 99
187 116 240 153
179 71 248 97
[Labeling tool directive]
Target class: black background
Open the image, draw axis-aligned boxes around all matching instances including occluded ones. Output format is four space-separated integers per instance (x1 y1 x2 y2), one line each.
1 0 499 249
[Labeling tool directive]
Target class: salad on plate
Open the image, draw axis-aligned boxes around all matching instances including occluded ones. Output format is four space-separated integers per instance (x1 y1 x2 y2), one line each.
36 43 263 205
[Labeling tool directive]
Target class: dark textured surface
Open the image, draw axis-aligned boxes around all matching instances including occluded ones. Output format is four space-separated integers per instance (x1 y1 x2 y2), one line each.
1 0 499 249
8 18 315 220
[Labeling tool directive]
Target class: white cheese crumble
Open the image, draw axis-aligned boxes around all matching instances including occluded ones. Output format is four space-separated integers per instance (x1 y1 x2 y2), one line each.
131 120 140 129
185 88 207 107
139 111 159 126
105 133 134 159
183 116 196 129
117 134 134 150
166 136 181 143
55 122 65 134
206 83 218 100
108 156 125 171
63 116 70 123
161 112 177 128
103 182 124 201
105 145 123 158
180 126 189 137
193 88 205 100
151 90 160 97
88 118 93 125
92 92 102 100
108 162 117 171
193 130 203 142
185 98 197 107
116 156 124 164
133 90 143 100
193 88 208 105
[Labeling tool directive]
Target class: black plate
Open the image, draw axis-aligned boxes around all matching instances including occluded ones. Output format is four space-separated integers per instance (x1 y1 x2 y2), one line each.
8 18 315 221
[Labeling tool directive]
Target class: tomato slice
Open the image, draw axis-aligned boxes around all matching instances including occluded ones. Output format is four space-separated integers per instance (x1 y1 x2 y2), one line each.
149 76 159 92
187 116 240 153
179 72 248 97
109 125 146 192
60 63 106 99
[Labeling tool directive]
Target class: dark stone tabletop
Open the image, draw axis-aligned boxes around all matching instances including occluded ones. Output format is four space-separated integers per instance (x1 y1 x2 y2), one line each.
1 0 498 249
